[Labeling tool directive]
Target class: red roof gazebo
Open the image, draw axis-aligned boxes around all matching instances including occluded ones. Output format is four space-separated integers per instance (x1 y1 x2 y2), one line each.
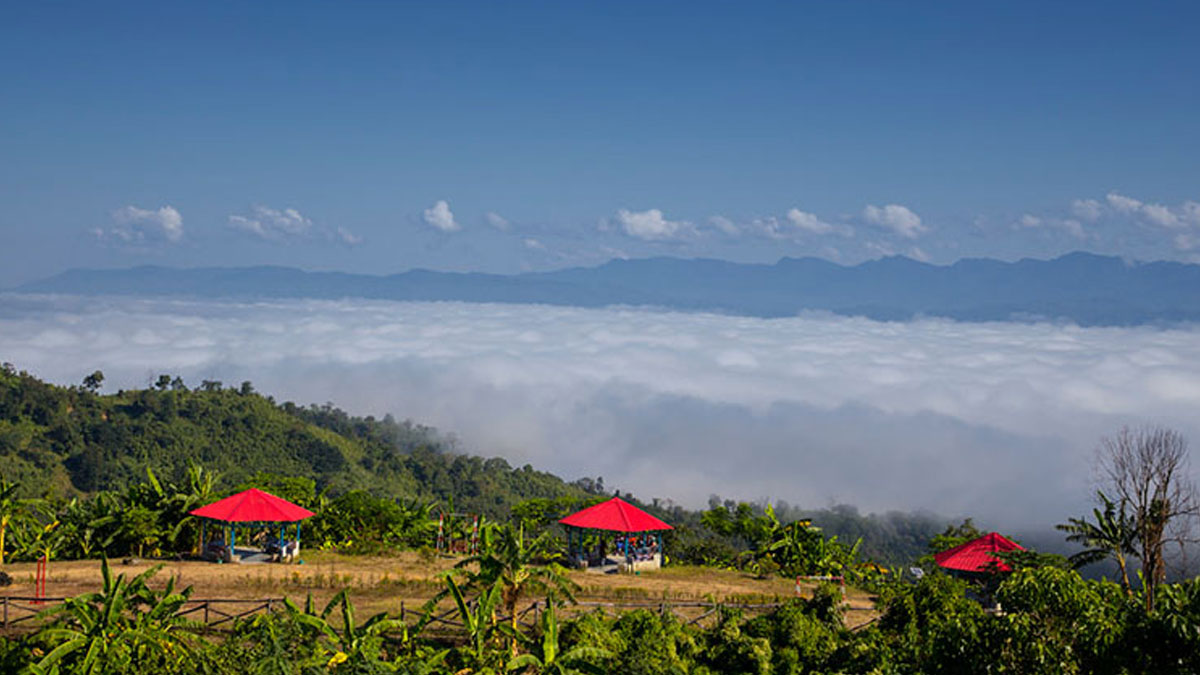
190 488 315 522
559 497 673 532
934 532 1024 574
189 489 315 562
559 497 672 570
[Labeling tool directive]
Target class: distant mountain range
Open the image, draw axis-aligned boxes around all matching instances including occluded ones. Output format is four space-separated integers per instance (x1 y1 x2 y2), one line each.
15 252 1200 325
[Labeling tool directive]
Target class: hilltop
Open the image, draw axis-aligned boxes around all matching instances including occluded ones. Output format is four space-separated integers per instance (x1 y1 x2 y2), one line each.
0 365 591 516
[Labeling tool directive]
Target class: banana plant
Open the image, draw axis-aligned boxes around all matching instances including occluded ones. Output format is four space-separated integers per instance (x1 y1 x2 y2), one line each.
444 574 507 674
0 476 43 565
29 557 196 674
506 602 611 675
317 589 408 671
456 524 579 657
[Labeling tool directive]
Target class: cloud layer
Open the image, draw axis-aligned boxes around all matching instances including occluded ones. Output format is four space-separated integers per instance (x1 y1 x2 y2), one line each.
3 295 1199 529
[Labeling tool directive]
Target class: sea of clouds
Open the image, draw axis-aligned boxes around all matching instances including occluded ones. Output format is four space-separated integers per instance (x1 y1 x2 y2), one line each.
3 294 1200 532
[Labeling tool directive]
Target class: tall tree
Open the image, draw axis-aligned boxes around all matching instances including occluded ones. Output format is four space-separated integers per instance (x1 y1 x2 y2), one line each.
1097 426 1199 611
81 370 104 393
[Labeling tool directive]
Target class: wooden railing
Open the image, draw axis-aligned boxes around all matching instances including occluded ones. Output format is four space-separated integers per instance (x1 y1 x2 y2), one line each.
398 597 829 632
0 596 284 631
5 595 875 633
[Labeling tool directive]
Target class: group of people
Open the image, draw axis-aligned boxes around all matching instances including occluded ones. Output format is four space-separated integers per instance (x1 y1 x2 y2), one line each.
574 534 660 569
202 534 300 563
616 535 660 562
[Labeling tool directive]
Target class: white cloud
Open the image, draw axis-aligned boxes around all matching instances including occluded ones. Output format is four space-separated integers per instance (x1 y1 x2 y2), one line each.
1060 219 1086 239
100 205 184 244
1175 233 1200 251
228 206 314 240
1142 203 1180 228
786 208 837 235
6 295 1200 528
1106 192 1143 213
734 210 851 241
615 208 694 241
523 238 546 251
1016 213 1086 240
1071 199 1104 222
708 215 740 236
1183 202 1200 226
227 205 360 245
1088 192 1194 230
485 212 510 231
863 204 927 239
336 227 363 246
423 200 460 233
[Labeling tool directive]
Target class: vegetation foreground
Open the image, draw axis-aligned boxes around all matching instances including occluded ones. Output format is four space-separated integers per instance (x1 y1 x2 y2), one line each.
3 367 1200 672
2 550 1200 674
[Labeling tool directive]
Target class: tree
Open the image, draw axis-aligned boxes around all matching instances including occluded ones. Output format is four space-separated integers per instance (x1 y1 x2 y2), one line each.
81 371 104 393
1096 426 1199 611
1056 491 1136 593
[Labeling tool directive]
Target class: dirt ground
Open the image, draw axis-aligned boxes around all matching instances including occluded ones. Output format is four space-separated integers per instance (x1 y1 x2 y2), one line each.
0 552 879 629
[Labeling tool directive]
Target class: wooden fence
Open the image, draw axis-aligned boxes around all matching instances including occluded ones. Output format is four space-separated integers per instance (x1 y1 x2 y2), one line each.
398 597 871 632
0 596 283 631
4 595 876 633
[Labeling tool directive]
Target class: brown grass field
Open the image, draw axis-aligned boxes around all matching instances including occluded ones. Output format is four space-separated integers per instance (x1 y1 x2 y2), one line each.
0 552 879 629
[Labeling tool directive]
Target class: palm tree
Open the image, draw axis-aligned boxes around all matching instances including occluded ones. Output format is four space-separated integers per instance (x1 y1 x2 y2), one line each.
457 524 579 657
506 602 611 674
1057 491 1136 593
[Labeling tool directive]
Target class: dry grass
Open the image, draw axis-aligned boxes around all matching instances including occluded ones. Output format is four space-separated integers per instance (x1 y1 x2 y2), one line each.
0 553 878 628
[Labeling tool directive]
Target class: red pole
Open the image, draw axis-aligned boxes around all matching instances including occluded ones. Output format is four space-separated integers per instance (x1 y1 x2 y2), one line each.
35 555 47 604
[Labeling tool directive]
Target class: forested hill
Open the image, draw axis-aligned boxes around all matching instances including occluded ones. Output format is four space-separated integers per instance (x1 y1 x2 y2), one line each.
0 365 948 565
0 365 592 515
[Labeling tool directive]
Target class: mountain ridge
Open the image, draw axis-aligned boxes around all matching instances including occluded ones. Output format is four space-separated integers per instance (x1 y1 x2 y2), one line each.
15 252 1200 326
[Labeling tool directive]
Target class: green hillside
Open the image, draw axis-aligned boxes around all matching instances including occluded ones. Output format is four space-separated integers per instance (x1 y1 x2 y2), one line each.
0 364 590 516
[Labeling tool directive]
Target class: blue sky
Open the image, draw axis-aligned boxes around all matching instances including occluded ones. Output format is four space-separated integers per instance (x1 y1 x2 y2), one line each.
3 1 1199 286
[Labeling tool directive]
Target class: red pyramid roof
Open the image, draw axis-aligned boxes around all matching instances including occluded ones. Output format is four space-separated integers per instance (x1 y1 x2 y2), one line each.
934 532 1024 573
189 488 315 523
558 497 672 532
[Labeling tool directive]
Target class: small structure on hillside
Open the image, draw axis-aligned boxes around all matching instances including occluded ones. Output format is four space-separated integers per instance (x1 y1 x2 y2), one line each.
934 532 1024 575
190 488 315 564
559 497 673 573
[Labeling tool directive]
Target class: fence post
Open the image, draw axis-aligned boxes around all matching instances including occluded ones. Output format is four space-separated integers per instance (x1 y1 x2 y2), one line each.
203 601 209 625
400 601 405 622
3 597 7 628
